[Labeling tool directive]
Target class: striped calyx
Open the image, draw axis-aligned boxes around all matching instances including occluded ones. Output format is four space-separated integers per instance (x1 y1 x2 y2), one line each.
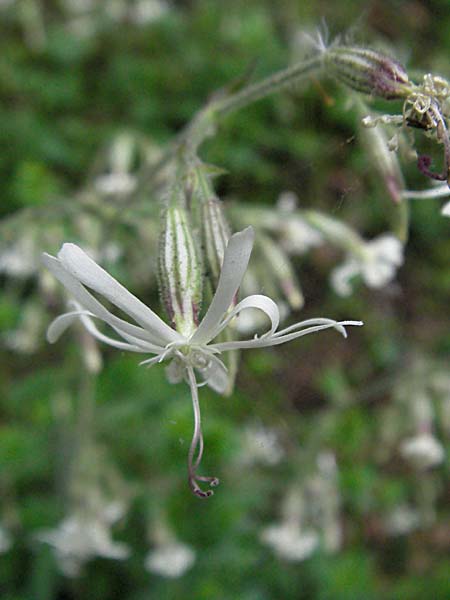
188 163 231 287
158 202 202 337
324 46 412 100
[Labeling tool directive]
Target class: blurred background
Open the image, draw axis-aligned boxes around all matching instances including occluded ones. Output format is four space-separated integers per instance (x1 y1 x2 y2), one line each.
0 1 449 598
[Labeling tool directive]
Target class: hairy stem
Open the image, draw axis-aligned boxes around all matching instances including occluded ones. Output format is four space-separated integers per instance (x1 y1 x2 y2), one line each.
215 55 322 116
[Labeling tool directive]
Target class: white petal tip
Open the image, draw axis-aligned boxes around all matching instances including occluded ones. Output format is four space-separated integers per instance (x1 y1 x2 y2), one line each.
46 323 63 344
46 312 81 344
336 320 363 337
41 252 55 267
231 226 254 245
46 330 57 344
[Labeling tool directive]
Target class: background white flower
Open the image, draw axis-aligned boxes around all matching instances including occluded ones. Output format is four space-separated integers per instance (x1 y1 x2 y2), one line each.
0 526 12 554
145 541 196 578
260 522 319 562
37 512 130 577
331 234 404 296
400 432 445 469
238 424 284 467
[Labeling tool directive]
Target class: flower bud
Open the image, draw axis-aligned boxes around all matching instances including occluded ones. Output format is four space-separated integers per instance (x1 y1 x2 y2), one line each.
202 196 231 285
186 161 232 286
158 201 202 337
324 46 411 100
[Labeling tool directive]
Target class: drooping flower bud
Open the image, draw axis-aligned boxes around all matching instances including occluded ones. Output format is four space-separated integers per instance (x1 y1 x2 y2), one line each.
324 46 412 100
158 198 202 337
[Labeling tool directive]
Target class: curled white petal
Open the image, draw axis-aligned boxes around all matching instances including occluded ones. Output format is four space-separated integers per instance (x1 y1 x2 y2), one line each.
191 227 254 344
47 310 92 343
211 294 280 342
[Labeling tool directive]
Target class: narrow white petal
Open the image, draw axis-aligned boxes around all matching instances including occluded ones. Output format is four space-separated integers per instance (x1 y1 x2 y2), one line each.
191 227 254 344
211 320 363 351
271 317 346 338
402 185 450 200
57 244 179 345
47 310 91 343
42 253 178 347
139 355 166 367
61 301 165 353
79 314 157 353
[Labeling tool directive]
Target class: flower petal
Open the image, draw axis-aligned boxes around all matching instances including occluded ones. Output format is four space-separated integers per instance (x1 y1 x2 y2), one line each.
201 355 229 394
210 294 280 342
42 253 172 348
191 227 254 344
47 310 90 343
79 313 156 352
211 320 363 351
330 260 359 297
57 244 180 345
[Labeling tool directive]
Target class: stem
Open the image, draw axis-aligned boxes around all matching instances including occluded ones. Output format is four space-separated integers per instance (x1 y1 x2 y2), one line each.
140 55 323 187
186 366 219 499
215 56 322 116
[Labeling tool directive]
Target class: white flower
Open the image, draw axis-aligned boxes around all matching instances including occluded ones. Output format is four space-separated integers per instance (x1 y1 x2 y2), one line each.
400 432 445 469
239 424 284 466
145 541 196 578
0 526 12 554
95 173 137 196
331 234 403 296
260 522 319 562
131 0 169 25
37 513 130 577
42 226 362 497
0 237 37 278
442 200 450 217
384 505 420 536
277 192 323 254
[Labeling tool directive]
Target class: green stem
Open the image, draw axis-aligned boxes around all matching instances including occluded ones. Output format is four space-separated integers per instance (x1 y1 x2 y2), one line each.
142 55 323 186
215 55 322 116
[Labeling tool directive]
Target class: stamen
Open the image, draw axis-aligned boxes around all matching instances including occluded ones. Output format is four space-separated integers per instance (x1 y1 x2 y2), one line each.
417 155 447 182
186 366 219 499
417 104 450 188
